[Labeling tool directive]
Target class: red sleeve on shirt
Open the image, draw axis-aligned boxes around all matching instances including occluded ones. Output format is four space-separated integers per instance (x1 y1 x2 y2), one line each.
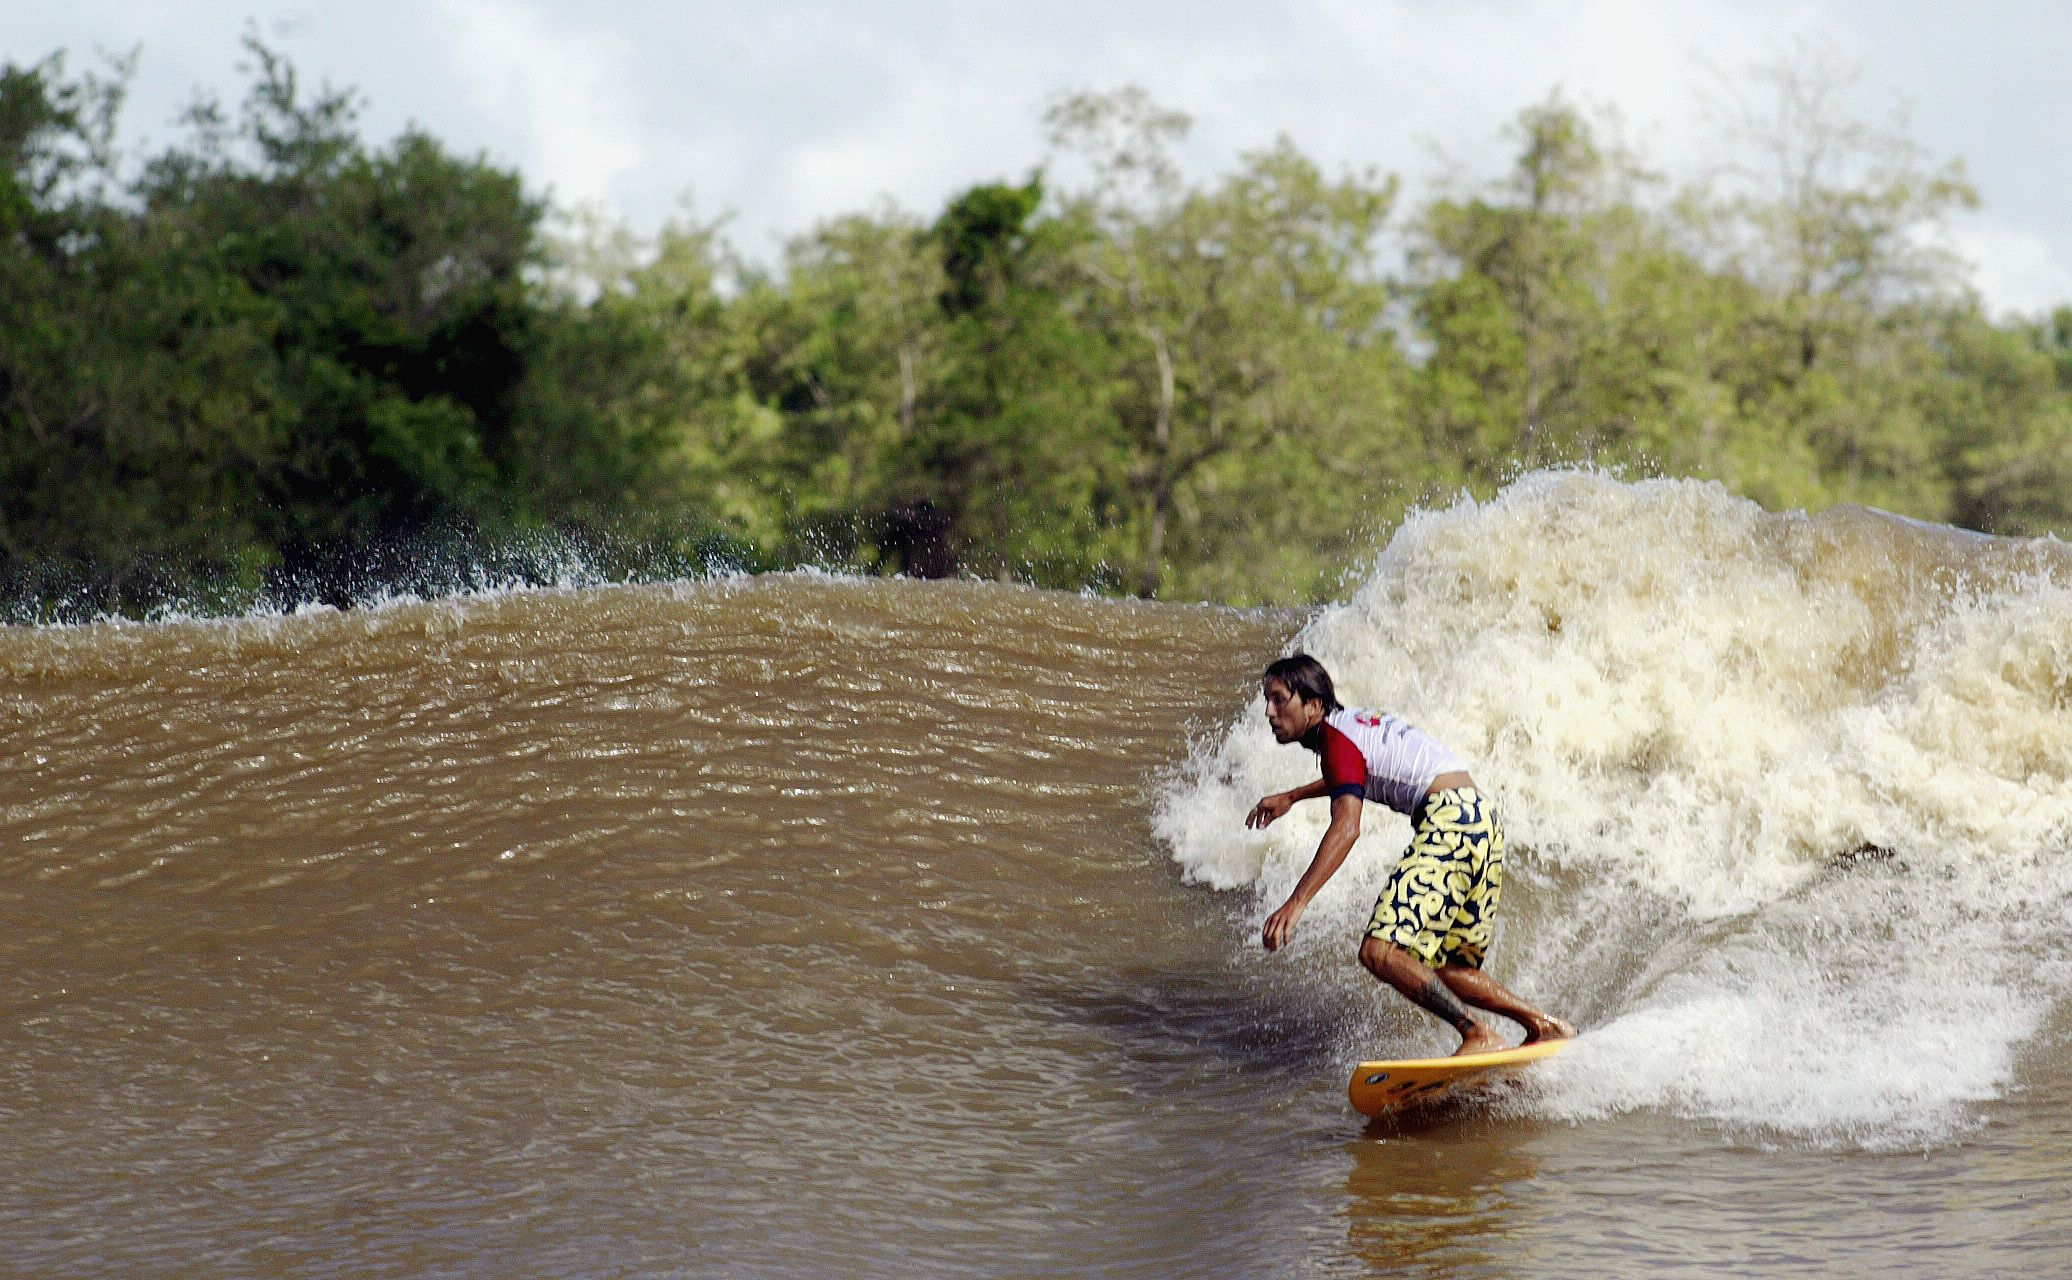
1318 723 1367 799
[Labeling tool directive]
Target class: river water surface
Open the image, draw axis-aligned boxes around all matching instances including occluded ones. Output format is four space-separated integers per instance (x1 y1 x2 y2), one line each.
4 473 2069 1277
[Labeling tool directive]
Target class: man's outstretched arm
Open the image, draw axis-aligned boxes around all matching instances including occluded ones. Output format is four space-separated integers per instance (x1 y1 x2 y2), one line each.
1261 792 1362 951
1246 778 1332 829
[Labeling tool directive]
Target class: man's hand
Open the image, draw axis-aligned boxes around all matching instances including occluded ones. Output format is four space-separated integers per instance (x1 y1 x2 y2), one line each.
1246 792 1293 829
1261 898 1306 951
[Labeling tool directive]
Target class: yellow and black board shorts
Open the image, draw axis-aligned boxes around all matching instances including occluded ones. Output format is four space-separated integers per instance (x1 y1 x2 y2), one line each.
1364 787 1504 969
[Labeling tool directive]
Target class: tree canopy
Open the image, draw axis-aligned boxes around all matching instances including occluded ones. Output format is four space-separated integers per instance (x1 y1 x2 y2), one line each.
5 43 2071 619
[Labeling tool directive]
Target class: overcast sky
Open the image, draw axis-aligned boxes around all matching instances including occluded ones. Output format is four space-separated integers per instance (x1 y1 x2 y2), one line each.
9 1 2071 314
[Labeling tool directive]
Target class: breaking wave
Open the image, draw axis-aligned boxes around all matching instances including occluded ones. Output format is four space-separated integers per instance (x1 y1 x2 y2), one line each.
1158 471 2072 1148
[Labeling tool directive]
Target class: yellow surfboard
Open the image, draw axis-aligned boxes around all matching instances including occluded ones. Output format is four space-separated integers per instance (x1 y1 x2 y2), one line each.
1348 1039 1570 1116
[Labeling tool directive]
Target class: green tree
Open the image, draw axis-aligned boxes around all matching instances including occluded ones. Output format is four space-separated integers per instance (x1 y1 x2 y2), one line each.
917 178 1119 582
0 40 720 615
1408 97 1674 481
1048 89 1407 601
137 43 545 566
1692 44 1980 516
10 40 2072 618
0 49 279 612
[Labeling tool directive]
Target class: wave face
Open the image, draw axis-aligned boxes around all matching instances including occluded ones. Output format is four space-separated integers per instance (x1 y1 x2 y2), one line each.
10 475 2072 1277
1158 471 2072 1148
0 572 1321 1277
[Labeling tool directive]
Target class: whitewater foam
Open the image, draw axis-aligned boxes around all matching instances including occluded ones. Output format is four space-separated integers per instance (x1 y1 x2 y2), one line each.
1157 471 2072 1148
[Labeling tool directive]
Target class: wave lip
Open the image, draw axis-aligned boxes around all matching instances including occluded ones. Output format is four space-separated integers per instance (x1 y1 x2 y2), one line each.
1158 470 2072 1147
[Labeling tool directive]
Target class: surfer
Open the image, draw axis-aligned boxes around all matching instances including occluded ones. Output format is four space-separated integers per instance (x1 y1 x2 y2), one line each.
1247 654 1573 1056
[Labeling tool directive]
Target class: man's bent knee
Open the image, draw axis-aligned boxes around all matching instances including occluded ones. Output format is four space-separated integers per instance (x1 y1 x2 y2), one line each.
1358 935 1406 977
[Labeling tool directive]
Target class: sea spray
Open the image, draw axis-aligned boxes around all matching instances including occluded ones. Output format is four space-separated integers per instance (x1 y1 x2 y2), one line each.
1156 470 2072 1147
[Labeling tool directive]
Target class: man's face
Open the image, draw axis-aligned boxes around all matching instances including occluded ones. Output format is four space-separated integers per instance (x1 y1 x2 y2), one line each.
1263 677 1323 743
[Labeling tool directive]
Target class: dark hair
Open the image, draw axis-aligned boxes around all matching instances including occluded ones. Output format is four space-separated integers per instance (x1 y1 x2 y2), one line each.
1263 654 1341 713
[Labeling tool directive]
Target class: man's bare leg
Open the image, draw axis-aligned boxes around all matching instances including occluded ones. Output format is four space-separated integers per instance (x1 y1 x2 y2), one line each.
1358 936 1509 1056
1436 963 1575 1044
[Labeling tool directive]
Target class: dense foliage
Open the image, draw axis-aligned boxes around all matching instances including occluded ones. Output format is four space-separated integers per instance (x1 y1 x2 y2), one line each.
5 45 2071 617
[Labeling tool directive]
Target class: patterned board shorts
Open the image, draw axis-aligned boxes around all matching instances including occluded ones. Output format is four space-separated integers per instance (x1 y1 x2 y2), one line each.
1363 787 1505 970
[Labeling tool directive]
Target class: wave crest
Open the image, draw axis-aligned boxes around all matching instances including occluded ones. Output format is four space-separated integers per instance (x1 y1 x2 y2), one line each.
1157 471 2072 1147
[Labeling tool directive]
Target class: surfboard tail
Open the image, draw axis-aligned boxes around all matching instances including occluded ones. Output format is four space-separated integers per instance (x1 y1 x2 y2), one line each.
1347 1039 1570 1116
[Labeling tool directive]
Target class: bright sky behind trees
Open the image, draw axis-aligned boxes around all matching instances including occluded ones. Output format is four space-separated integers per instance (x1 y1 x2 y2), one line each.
6 1 2070 313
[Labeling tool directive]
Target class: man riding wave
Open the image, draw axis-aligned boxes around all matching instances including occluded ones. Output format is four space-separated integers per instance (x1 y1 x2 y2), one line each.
1247 654 1573 1055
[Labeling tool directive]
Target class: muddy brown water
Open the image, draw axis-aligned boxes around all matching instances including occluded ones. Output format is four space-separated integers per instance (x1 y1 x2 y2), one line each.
3 562 2067 1277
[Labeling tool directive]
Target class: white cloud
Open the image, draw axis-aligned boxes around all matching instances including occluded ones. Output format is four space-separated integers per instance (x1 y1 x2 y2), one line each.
430 0 643 208
1953 220 2072 320
5 0 2071 310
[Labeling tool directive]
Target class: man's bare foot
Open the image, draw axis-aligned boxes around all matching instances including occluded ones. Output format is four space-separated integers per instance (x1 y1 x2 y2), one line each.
1454 1023 1510 1056
1519 1015 1577 1044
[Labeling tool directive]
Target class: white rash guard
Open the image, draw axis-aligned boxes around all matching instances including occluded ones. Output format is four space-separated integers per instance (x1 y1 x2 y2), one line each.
1305 707 1468 817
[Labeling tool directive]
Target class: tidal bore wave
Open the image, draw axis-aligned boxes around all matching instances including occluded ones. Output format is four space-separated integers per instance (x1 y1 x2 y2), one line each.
7 470 2071 1277
1159 470 2072 1149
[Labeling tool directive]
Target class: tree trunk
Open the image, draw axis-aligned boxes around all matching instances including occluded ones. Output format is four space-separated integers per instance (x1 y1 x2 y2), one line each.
898 342 917 437
1138 320 1176 597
